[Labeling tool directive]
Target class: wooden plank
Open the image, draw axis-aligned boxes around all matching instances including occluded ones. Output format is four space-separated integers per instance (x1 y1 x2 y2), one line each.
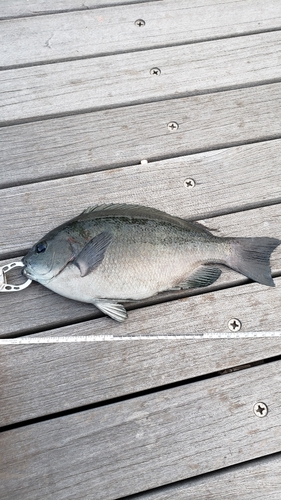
2 276 281 425
1 140 281 258
1 202 281 337
130 454 281 499
1 361 281 499
2 1 281 66
0 0 154 19
2 31 281 123
2 83 281 188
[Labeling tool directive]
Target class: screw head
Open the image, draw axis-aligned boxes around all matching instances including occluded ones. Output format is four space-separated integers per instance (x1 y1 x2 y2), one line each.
184 178 195 188
228 318 242 332
150 67 161 76
135 19 145 27
167 121 179 131
253 402 268 417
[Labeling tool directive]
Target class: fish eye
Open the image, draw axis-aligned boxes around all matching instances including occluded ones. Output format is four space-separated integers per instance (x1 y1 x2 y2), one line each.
36 241 47 253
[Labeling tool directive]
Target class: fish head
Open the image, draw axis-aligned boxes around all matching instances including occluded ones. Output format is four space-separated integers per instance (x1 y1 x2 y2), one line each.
22 231 75 283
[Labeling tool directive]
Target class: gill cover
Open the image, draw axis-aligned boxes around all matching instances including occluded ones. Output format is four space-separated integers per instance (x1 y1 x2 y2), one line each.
22 232 75 283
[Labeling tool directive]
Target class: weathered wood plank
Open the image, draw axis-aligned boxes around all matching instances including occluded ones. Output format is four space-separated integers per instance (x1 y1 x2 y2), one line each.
1 276 281 426
2 31 281 123
1 361 281 499
0 0 155 19
130 453 281 499
1 202 281 337
2 83 281 187
2 1 281 66
1 140 281 259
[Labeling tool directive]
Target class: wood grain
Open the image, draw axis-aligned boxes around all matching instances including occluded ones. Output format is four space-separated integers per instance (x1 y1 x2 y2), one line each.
1 202 281 337
1 140 281 258
130 454 281 499
2 83 281 187
2 31 281 123
1 361 281 499
0 0 156 19
2 1 281 66
1 1 281 497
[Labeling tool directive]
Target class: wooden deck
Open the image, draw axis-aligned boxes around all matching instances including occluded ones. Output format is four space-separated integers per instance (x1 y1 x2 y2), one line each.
1 1 281 498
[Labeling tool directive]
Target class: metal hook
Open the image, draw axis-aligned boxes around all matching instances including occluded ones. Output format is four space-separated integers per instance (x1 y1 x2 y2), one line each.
0 262 32 292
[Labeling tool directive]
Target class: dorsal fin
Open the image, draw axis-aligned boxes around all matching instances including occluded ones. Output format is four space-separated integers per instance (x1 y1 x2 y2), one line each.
81 204 175 220
78 204 211 234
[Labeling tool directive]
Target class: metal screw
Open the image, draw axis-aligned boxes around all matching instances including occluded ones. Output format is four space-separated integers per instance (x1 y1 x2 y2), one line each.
167 122 179 131
135 19 145 27
184 178 195 188
228 318 242 331
150 67 161 76
253 402 268 417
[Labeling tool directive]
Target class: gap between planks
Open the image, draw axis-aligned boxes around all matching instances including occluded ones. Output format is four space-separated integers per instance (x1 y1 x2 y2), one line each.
0 0 159 20
0 351 280 430
1 140 281 258
1 278 281 425
2 79 281 131
3 31 281 72
1 1 281 67
1 83 281 188
0 360 281 499
1 277 281 422
122 453 281 500
2 31 281 123
2 80 281 128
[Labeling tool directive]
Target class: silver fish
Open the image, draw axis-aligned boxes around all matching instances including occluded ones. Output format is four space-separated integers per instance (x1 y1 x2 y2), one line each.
22 204 280 322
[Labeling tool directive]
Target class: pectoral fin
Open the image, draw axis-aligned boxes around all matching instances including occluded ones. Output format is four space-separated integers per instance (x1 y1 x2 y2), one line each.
173 266 222 290
74 232 112 277
93 299 128 322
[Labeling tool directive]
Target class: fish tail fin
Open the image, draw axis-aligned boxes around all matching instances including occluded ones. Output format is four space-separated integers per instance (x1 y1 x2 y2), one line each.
227 237 280 286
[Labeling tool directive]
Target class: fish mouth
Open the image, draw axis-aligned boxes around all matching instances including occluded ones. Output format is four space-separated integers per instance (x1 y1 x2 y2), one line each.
21 263 47 281
21 266 34 280
22 265 54 283
21 257 73 282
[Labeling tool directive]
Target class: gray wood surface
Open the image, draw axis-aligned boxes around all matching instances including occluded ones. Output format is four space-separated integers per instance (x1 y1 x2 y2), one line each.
1 1 281 497
1 276 281 426
1 140 281 258
1 202 281 336
0 0 156 19
2 0 281 66
2 83 281 188
129 453 281 499
2 30 281 123
1 360 281 499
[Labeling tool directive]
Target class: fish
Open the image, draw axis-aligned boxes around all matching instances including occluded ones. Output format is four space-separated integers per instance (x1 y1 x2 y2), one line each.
22 204 280 322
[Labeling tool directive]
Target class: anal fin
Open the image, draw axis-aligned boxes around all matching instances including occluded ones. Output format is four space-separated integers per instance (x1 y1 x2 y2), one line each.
173 266 222 290
93 299 128 322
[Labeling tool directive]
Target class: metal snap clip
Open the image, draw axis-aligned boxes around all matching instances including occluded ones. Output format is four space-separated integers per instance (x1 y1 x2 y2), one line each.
0 262 32 292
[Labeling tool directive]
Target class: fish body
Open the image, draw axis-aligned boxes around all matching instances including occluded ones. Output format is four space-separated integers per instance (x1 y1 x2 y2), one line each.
22 204 280 321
